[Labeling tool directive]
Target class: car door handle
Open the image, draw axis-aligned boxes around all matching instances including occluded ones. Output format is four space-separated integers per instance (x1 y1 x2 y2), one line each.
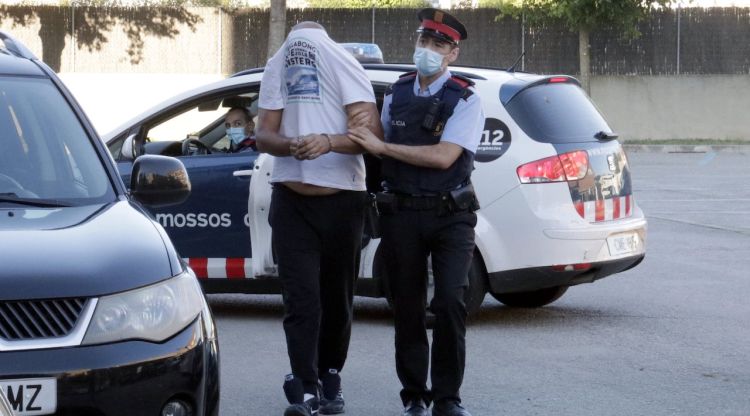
233 169 253 177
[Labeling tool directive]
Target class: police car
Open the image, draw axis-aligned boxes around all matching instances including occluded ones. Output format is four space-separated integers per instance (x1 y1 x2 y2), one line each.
0 32 219 416
103 53 647 317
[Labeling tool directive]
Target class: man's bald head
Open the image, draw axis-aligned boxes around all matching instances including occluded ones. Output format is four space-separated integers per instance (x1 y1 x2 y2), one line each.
291 21 325 32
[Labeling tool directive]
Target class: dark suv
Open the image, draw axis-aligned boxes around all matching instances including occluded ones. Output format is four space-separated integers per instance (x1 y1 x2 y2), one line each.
0 32 219 416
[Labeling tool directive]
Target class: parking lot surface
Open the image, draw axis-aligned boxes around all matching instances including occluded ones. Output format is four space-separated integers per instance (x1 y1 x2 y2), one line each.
210 150 750 416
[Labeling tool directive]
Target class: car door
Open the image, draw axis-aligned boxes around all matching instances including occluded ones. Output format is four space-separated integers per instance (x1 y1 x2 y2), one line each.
107 84 260 278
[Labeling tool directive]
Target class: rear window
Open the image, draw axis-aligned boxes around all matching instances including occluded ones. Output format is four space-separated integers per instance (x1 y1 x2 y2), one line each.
0 76 114 205
504 82 612 144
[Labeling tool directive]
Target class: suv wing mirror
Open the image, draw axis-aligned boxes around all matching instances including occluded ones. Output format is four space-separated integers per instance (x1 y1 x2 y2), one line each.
130 155 191 207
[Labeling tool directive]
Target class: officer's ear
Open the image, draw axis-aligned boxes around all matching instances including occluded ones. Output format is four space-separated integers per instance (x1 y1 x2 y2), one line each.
446 45 460 65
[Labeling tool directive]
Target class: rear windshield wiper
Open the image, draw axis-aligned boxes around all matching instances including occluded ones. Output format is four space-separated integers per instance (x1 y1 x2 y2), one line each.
0 194 71 208
595 131 619 141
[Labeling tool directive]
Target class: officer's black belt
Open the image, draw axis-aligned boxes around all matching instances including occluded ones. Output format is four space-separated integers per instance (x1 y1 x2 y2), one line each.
394 193 446 210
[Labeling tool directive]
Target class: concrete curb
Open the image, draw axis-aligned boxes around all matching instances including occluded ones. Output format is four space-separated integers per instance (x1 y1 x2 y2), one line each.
623 144 750 154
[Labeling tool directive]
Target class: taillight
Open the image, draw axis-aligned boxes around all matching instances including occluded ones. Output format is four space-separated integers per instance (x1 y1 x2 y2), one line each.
517 150 589 184
559 150 588 180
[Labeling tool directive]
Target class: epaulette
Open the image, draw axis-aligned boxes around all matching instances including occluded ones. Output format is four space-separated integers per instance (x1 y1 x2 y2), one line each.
395 71 418 85
446 74 475 100
449 73 475 88
386 71 418 95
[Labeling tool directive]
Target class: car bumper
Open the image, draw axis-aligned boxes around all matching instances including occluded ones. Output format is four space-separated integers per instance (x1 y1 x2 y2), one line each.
487 253 645 294
0 310 219 416
476 183 648 275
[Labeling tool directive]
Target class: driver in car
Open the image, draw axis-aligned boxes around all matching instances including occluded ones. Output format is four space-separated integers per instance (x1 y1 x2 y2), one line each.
225 106 257 152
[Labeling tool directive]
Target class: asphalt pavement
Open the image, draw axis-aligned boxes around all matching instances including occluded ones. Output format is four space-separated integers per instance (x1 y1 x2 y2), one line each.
209 150 750 416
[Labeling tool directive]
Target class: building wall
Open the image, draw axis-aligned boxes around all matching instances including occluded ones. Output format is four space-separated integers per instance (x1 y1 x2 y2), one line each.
592 75 750 140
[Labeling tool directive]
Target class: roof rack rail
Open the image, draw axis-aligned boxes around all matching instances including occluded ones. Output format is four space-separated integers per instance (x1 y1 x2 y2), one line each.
0 31 38 60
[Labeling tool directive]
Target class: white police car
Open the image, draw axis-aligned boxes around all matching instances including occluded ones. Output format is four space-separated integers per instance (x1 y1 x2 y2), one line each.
103 60 647 316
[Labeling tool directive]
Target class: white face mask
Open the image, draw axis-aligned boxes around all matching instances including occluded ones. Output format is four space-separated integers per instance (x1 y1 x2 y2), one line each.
413 47 445 77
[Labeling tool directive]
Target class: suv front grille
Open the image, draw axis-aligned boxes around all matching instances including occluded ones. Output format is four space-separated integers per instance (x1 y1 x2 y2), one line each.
0 298 87 340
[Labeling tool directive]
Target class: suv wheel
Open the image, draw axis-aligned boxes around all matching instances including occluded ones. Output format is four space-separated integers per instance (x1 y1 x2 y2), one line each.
491 286 569 308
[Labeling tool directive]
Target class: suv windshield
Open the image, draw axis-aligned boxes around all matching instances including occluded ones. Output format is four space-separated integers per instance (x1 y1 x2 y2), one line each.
0 76 114 205
505 82 612 144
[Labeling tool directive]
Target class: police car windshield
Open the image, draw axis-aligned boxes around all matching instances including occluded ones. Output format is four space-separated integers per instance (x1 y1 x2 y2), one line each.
0 76 114 205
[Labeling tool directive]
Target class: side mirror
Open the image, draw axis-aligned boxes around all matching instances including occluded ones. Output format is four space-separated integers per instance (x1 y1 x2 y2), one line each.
121 133 139 161
130 155 191 207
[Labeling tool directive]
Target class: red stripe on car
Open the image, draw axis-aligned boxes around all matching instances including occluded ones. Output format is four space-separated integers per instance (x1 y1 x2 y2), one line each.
626 195 632 216
595 199 605 222
613 196 621 219
226 258 246 279
190 258 208 279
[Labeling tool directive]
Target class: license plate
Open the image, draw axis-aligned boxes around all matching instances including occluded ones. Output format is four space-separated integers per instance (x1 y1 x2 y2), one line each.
607 232 641 256
0 378 56 416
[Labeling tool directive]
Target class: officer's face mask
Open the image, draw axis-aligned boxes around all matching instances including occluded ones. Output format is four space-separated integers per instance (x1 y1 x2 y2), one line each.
413 47 445 77
226 127 246 145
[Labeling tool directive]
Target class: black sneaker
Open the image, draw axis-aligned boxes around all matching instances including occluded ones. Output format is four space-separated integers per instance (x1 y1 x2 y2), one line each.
319 369 345 414
432 400 471 416
283 374 319 416
403 399 429 416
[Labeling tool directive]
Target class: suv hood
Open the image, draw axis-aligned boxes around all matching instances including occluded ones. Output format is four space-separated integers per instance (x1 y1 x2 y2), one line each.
0 201 177 300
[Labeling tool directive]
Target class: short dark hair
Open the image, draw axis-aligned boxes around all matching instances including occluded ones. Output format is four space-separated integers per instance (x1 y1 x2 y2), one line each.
228 106 252 122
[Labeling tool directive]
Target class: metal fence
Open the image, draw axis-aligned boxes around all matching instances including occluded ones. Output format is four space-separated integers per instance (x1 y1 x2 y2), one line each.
2 5 749 75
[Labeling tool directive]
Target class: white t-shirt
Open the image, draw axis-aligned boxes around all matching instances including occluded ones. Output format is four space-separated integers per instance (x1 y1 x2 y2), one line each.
259 28 375 191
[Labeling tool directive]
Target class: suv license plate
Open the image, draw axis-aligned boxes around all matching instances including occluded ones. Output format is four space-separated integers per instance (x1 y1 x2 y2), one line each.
0 378 56 416
606 232 641 257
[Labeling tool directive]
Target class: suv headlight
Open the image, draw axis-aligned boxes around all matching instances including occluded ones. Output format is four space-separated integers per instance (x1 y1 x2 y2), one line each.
82 272 204 345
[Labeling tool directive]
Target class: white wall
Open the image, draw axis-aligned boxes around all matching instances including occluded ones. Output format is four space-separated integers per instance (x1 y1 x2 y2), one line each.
591 75 750 141
60 73 222 136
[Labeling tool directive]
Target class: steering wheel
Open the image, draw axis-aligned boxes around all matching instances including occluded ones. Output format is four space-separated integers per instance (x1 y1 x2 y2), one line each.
181 138 212 156
0 173 39 198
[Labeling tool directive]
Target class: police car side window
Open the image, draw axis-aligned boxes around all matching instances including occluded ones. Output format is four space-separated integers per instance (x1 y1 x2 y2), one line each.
371 82 390 114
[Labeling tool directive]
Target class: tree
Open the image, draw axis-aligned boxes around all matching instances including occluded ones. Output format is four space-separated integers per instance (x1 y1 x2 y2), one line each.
306 0 429 8
268 0 286 57
487 0 673 93
1 4 202 72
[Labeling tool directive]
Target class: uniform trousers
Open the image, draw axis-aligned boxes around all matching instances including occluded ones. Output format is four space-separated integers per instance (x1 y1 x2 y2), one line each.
381 207 477 406
269 185 366 392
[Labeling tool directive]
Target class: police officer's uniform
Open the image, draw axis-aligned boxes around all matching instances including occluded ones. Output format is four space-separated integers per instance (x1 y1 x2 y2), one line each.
377 8 484 416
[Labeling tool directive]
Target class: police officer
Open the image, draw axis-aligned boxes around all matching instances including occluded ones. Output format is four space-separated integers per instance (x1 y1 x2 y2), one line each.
348 8 484 416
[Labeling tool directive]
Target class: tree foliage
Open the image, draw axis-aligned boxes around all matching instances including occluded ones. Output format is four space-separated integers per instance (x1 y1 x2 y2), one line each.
0 4 202 71
306 0 429 8
483 0 674 37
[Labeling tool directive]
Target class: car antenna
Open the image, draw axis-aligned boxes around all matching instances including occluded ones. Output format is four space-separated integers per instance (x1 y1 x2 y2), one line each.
506 51 526 73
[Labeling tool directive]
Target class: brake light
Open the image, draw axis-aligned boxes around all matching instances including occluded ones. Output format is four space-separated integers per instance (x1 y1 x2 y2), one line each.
549 77 569 83
559 150 588 180
517 151 589 184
